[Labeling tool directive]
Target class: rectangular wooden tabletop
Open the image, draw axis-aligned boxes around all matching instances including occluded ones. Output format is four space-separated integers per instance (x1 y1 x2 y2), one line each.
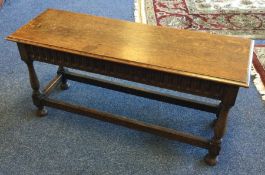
6 9 254 87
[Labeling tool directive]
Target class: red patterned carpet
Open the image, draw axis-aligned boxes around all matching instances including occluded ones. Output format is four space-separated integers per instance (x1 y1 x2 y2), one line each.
135 0 265 38
135 0 265 99
253 46 265 100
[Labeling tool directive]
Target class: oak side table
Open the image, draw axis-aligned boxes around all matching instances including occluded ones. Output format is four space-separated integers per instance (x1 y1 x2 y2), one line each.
6 9 254 166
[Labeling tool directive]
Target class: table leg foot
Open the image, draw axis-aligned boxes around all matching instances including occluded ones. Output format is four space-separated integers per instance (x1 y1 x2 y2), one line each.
204 153 218 166
60 82 70 90
36 107 48 117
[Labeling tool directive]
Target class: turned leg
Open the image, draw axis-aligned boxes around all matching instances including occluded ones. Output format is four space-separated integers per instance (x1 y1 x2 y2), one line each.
211 119 217 128
204 105 230 165
57 66 70 90
211 101 223 128
205 86 239 166
25 61 48 117
211 111 219 128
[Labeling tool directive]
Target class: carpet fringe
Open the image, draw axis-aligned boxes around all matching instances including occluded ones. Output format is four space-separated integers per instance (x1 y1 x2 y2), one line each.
134 0 147 23
134 0 141 22
251 66 265 101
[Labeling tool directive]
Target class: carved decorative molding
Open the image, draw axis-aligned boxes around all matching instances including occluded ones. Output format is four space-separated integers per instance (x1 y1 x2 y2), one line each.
23 44 225 99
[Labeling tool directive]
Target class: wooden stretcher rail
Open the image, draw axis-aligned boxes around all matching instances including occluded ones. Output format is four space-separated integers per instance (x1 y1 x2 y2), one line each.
42 97 210 149
64 71 221 114
43 74 62 96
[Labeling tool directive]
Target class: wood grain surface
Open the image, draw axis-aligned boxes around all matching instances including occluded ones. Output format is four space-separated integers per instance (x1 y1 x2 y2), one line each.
6 9 254 87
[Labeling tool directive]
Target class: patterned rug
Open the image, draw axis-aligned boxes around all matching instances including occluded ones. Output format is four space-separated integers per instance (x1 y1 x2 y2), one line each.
134 0 265 100
134 0 265 39
253 46 265 100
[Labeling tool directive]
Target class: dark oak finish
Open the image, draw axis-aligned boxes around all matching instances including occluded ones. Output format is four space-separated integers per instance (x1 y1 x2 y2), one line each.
7 9 253 87
7 9 253 166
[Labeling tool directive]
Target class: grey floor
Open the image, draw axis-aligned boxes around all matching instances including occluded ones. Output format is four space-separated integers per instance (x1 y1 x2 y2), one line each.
1 1 265 175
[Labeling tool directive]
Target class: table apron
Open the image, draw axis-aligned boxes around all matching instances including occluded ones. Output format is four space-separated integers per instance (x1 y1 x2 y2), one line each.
18 43 228 100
